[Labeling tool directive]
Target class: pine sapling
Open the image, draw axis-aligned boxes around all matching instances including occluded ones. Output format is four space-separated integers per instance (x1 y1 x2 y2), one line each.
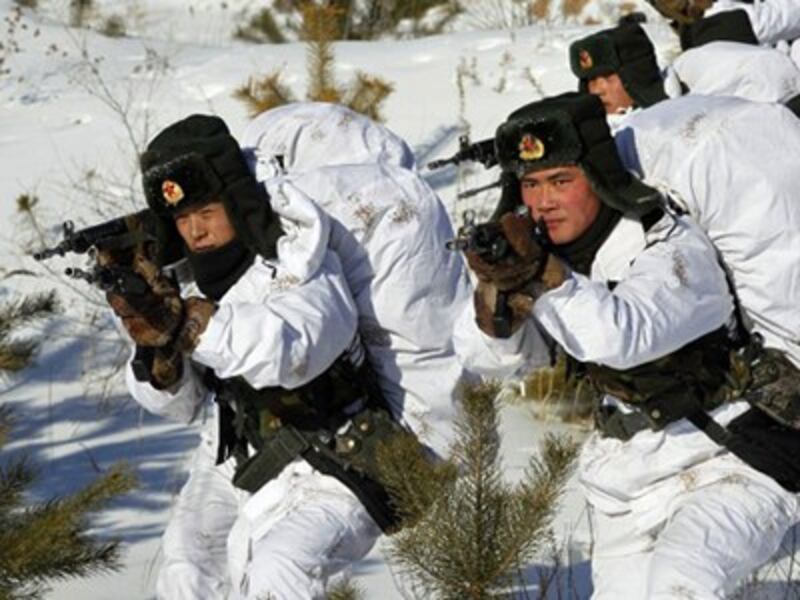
379 382 579 599
0 291 136 599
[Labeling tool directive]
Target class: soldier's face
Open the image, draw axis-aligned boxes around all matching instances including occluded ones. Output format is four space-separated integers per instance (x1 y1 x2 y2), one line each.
520 166 601 245
174 201 237 253
587 73 635 114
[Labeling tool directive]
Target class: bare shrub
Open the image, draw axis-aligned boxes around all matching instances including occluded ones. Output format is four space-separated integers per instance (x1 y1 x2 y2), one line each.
101 15 126 38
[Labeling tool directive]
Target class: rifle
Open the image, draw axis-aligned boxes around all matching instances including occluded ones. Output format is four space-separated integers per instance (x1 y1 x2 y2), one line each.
427 135 497 170
447 210 545 339
33 209 161 296
34 209 179 382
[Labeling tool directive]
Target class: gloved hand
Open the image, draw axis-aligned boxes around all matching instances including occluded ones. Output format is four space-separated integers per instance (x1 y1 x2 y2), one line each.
104 252 184 347
472 251 570 339
174 297 217 353
464 212 547 292
473 281 536 338
150 345 184 389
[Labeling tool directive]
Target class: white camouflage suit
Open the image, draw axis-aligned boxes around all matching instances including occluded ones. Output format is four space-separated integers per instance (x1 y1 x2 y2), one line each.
667 0 800 94
127 104 470 599
454 205 798 596
614 94 800 368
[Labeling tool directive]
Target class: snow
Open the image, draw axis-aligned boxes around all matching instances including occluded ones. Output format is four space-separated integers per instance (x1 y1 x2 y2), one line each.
0 1 796 598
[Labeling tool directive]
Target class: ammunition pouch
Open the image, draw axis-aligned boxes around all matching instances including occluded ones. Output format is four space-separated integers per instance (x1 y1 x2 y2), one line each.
732 345 800 431
208 352 416 533
587 328 736 438
586 330 800 492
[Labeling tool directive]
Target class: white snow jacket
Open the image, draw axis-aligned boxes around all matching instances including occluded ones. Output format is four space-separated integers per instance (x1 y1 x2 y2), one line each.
125 179 359 423
241 102 416 180
247 167 471 455
453 209 751 516
708 0 800 46
614 94 800 368
127 169 470 459
666 41 800 104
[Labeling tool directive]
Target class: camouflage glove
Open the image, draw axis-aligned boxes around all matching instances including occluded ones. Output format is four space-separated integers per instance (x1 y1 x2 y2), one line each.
473 281 535 338
104 252 183 347
150 345 184 389
647 0 715 25
174 297 217 354
473 253 569 339
464 212 548 292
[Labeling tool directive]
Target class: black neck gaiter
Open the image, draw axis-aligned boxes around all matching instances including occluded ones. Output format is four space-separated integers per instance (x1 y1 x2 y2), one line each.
554 202 622 275
186 239 255 301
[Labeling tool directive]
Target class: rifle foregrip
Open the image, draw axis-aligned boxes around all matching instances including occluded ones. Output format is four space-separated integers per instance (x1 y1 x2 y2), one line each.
492 291 513 339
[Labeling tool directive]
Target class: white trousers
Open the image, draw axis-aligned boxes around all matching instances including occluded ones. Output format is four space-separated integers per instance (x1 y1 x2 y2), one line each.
155 432 381 600
589 458 799 599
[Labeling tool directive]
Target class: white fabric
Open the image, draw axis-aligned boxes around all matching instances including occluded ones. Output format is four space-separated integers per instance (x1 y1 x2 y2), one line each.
614 94 800 368
128 109 469 598
240 102 416 181
668 41 800 104
589 458 797 599
453 209 798 595
244 128 473 457
129 182 376 599
708 0 800 45
455 212 732 378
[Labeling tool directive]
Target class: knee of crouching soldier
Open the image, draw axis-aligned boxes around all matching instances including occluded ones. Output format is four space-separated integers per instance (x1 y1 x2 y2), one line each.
242 550 326 600
156 561 228 600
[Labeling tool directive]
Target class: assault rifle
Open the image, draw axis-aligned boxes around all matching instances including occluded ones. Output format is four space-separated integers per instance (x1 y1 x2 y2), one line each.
447 210 545 338
34 209 177 382
33 209 161 296
427 135 497 170
445 210 511 259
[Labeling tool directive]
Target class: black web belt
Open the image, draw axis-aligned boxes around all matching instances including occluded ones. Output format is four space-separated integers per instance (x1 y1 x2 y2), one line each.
596 399 800 493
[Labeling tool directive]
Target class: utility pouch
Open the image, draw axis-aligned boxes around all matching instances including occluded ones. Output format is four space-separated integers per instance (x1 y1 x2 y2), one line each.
740 349 800 431
302 407 414 534
231 426 310 494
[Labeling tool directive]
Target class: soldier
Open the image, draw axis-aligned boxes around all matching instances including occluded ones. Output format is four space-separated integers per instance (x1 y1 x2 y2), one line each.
568 21 800 121
454 92 799 598
108 112 469 599
648 0 800 48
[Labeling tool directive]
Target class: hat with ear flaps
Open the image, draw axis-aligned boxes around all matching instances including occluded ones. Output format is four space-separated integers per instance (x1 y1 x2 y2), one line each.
569 23 667 109
493 92 662 217
140 114 283 266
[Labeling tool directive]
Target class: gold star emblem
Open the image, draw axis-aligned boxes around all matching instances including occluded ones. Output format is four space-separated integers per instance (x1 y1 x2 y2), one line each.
162 179 184 205
579 49 594 71
519 134 545 161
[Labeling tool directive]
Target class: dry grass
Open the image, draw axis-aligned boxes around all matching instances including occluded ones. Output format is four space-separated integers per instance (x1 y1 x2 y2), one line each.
518 354 597 426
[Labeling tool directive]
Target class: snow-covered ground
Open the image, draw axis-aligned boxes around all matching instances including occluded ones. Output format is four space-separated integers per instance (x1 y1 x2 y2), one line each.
1 1 797 598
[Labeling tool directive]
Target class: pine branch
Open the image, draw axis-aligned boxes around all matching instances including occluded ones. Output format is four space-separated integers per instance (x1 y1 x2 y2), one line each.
0 292 58 342
0 291 59 374
344 72 394 122
0 454 38 517
233 73 297 118
0 463 136 591
302 4 342 103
